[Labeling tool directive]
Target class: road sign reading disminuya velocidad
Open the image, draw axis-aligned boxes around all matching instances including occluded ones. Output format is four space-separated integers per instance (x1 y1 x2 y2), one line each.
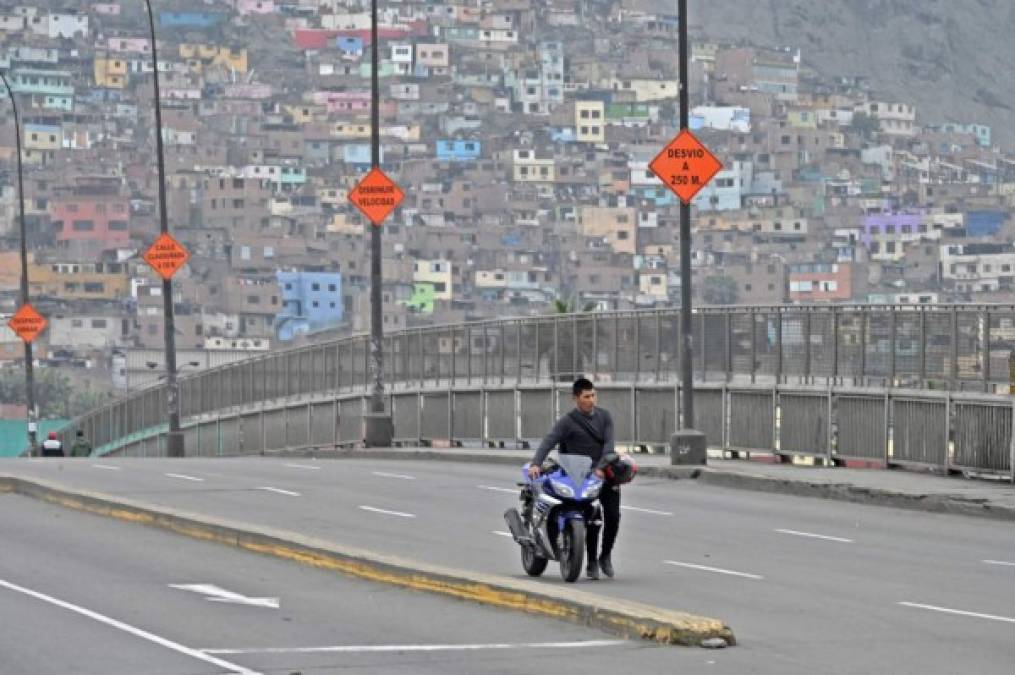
8 303 47 343
143 233 190 280
649 129 723 204
348 167 404 226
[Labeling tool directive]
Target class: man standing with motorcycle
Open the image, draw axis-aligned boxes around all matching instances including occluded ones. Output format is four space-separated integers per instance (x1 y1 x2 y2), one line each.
529 377 633 580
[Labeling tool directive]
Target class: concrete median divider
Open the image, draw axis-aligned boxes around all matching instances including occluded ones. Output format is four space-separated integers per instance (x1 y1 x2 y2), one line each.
3 475 735 648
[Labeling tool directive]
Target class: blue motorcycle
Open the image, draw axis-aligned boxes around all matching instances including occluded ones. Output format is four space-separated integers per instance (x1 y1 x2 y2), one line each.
503 455 604 582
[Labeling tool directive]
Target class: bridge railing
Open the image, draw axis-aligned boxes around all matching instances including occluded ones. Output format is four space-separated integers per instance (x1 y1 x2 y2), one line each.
59 304 1015 472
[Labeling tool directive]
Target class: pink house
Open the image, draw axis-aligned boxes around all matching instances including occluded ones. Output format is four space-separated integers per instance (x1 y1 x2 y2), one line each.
311 91 371 115
106 37 149 53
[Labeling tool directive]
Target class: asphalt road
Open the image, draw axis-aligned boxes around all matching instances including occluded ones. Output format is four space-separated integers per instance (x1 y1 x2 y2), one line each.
4 456 1015 673
0 493 712 674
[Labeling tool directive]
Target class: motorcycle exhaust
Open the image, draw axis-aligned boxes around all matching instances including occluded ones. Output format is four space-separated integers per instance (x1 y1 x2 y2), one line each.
503 508 531 544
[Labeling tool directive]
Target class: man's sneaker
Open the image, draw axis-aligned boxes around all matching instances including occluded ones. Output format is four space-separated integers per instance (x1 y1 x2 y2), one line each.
599 554 614 578
586 560 600 580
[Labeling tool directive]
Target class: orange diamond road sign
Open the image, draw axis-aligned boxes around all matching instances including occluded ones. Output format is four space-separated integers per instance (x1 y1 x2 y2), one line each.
8 303 47 343
649 129 723 204
349 167 404 226
143 232 190 280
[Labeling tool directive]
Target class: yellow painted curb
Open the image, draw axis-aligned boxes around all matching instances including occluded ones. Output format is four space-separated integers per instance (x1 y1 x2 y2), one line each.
5 476 735 647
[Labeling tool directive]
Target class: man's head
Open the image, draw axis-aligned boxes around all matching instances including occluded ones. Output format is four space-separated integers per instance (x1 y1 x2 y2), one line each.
572 377 596 414
76 430 84 438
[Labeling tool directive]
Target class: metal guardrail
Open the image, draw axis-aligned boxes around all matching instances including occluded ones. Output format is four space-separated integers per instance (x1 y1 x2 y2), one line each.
58 304 1015 481
103 382 1014 483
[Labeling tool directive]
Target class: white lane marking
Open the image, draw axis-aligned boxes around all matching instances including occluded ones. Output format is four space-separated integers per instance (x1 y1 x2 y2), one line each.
204 640 626 655
372 471 416 480
283 463 320 471
257 487 301 497
0 578 258 675
663 560 764 580
165 473 204 482
169 584 279 609
983 560 1015 567
621 505 673 516
898 602 1015 625
491 530 514 538
775 528 853 544
91 464 121 471
358 505 416 519
478 485 517 494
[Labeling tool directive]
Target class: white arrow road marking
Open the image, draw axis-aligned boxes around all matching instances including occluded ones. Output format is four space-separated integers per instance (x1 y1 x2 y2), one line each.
983 560 1015 567
491 530 514 538
257 486 300 496
203 640 626 655
165 473 204 482
91 464 121 471
372 471 416 480
169 584 279 609
898 602 1015 624
478 485 517 494
775 528 853 543
283 463 320 471
621 505 673 516
0 578 257 675
663 560 764 580
359 505 416 518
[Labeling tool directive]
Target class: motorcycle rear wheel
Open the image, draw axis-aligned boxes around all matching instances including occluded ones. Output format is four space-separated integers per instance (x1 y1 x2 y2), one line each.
558 520 585 582
522 544 548 577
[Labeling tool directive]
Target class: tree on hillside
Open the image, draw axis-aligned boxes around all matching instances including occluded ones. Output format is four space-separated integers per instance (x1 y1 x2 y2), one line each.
0 368 114 419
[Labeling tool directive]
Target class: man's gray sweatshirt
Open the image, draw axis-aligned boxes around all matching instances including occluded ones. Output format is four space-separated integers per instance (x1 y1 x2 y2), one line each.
532 407 614 466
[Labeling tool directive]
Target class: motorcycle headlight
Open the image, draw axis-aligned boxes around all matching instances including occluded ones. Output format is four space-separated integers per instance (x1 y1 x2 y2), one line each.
549 479 574 498
582 483 602 499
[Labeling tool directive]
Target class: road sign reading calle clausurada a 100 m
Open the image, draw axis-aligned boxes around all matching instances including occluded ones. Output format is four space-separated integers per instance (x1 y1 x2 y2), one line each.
649 129 723 204
349 167 405 226
143 232 190 280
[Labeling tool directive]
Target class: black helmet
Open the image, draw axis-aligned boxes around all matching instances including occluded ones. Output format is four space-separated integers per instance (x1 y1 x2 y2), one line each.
603 454 637 484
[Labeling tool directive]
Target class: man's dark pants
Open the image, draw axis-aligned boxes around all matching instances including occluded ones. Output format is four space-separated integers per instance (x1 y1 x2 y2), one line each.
587 484 620 562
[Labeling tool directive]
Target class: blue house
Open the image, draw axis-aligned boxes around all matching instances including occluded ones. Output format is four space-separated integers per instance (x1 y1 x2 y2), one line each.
966 210 1005 237
435 139 481 162
275 271 344 341
336 37 364 58
343 144 380 166
158 12 224 29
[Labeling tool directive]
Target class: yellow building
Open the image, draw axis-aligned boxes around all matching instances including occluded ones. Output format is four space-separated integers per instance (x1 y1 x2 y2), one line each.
29 261 130 301
94 53 128 88
179 44 248 74
575 100 605 144
332 122 371 139
413 259 453 300
284 104 326 124
23 124 62 151
639 270 668 299
578 206 636 255
512 149 555 182
604 78 678 102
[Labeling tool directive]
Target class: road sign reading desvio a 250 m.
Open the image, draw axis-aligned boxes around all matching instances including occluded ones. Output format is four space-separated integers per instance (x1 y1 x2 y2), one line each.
649 129 723 204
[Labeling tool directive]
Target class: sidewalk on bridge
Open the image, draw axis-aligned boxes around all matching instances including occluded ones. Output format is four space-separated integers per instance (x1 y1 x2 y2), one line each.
289 445 1015 522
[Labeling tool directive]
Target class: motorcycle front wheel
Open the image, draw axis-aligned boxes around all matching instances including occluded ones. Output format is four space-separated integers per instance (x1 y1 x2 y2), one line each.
558 519 585 582
521 543 548 577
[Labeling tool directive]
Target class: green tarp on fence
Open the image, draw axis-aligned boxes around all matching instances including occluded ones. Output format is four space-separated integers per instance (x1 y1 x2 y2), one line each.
0 419 69 457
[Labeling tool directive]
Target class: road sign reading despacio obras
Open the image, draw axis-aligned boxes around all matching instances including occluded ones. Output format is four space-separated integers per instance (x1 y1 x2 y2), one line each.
7 303 47 343
348 167 404 226
143 233 190 280
649 129 723 204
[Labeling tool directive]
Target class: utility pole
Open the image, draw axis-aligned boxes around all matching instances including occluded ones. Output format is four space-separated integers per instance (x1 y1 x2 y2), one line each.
1 71 38 456
364 0 393 445
668 0 708 465
144 0 184 457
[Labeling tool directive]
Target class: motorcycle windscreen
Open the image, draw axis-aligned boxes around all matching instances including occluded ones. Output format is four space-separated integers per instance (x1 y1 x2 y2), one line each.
555 454 593 483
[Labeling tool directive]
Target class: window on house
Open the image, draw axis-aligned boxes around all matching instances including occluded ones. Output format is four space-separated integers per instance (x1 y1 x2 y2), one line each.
328 284 337 292
108 220 127 231
84 283 104 293
247 295 260 304
72 220 94 231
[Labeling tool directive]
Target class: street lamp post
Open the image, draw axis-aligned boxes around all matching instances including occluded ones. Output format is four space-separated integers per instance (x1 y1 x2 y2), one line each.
1 70 39 457
143 0 184 457
363 0 393 445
